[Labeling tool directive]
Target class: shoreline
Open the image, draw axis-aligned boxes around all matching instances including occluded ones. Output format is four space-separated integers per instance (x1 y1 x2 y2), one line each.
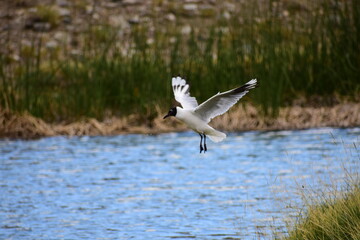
1 102 359 140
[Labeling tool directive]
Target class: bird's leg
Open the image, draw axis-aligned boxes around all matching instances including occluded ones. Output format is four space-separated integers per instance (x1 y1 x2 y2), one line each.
199 133 204 153
203 134 207 152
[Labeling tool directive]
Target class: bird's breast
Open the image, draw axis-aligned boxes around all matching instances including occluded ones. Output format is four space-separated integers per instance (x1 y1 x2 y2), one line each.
176 111 210 133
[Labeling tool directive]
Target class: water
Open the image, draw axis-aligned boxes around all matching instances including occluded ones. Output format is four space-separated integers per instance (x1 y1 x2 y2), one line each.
1 128 359 239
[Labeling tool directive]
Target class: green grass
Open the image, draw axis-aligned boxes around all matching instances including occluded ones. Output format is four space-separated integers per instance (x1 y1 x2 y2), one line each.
35 5 60 28
285 186 360 239
282 140 360 240
0 0 359 121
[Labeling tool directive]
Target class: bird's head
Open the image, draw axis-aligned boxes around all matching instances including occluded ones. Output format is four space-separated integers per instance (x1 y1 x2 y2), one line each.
163 107 177 119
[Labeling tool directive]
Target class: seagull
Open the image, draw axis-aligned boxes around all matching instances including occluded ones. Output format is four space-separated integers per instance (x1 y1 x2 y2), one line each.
163 76 258 153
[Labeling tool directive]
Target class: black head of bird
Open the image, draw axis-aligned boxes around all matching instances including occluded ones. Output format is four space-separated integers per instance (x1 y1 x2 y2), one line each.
163 107 177 119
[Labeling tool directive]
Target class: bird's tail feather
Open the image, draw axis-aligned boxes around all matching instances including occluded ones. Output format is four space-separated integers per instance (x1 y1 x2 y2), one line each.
207 130 226 142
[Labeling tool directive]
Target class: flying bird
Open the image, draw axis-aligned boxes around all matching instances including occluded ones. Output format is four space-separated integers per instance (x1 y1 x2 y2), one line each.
163 77 258 153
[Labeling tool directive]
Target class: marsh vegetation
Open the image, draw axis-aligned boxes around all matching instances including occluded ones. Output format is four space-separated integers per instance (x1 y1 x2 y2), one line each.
1 0 359 122
283 138 360 240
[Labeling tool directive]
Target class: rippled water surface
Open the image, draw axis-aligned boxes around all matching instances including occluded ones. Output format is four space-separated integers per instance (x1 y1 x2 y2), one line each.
1 128 360 239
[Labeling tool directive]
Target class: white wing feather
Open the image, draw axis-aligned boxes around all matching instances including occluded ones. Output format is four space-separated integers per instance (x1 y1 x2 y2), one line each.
194 79 257 123
172 77 198 110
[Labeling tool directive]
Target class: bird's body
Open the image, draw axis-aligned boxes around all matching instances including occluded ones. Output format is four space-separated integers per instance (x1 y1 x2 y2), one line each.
175 107 226 142
164 77 258 152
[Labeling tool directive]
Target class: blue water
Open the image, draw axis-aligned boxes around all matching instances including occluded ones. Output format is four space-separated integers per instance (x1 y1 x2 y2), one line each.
1 128 359 239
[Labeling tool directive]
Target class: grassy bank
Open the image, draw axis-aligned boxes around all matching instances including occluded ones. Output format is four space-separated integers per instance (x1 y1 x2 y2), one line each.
1 102 359 139
1 0 359 121
285 186 360 239
282 140 360 240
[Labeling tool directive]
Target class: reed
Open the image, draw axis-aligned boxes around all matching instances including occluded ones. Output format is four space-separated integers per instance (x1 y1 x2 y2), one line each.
0 0 359 121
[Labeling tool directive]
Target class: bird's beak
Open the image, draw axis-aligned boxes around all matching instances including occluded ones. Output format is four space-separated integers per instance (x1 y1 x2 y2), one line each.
163 114 170 119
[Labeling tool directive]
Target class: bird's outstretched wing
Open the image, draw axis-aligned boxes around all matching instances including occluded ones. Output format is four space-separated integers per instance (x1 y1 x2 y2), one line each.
194 79 257 123
172 77 198 110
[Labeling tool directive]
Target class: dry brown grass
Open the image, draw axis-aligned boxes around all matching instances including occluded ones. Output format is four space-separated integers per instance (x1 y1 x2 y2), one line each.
1 102 359 139
212 102 360 131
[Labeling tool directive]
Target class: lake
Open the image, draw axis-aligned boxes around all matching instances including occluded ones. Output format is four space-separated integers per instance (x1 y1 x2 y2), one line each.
1 128 359 239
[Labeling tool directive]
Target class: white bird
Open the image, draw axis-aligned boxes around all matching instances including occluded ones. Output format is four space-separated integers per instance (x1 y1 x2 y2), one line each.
163 76 258 153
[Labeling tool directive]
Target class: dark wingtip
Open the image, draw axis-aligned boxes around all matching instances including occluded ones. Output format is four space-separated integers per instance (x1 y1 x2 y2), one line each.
231 79 258 94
